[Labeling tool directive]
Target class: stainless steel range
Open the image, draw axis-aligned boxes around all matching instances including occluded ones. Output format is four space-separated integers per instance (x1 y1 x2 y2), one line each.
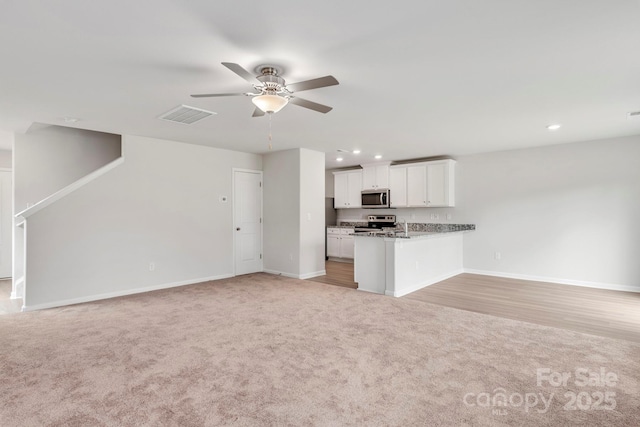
354 215 397 234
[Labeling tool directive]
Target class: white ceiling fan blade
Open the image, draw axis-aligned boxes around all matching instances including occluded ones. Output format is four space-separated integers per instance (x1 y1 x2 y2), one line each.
221 62 258 83
252 107 265 117
289 97 333 114
190 92 251 98
286 76 339 92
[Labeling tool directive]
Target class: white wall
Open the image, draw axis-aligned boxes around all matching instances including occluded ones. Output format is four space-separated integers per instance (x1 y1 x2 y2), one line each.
299 149 325 278
0 149 11 169
263 148 325 279
263 149 300 277
325 170 334 198
22 135 261 309
14 124 121 211
455 135 640 291
338 135 640 291
0 130 13 151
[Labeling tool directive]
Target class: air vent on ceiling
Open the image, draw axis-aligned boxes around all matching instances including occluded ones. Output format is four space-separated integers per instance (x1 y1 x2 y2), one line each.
628 111 640 120
158 105 216 125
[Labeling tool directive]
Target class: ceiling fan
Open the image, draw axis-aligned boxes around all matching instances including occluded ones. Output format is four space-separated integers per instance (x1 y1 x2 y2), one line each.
191 62 339 117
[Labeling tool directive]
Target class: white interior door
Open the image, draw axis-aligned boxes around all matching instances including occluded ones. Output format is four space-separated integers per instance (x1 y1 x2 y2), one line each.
0 171 12 278
233 170 263 275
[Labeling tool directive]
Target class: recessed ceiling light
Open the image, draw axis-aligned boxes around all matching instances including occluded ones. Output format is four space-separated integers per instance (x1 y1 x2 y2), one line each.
546 124 561 131
63 117 80 123
353 150 361 154
374 154 382 159
336 157 343 162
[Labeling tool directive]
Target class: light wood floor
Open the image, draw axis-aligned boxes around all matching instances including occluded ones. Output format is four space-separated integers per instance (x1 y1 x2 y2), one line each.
307 261 357 289
308 264 640 343
406 274 640 343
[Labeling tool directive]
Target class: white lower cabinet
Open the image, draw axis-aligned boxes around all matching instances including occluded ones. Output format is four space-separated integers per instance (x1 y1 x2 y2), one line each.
327 228 355 259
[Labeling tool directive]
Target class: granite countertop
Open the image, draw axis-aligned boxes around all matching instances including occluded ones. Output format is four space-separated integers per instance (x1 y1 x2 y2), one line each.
351 223 475 239
330 223 476 236
326 223 366 229
353 229 474 239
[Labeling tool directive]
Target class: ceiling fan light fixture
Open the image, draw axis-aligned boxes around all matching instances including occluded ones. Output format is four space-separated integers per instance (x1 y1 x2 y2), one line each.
252 94 289 114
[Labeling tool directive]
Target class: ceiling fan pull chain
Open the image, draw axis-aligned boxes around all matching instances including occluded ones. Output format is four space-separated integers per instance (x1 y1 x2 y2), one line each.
268 112 273 150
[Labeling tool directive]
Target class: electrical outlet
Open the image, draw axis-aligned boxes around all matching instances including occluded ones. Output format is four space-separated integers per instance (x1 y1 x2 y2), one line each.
415 261 420 270
494 252 501 261
149 262 155 271
446 213 452 220
307 213 311 221
289 253 293 261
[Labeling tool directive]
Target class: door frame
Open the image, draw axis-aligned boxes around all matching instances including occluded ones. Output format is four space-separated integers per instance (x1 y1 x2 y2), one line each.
232 168 263 276
0 168 12 281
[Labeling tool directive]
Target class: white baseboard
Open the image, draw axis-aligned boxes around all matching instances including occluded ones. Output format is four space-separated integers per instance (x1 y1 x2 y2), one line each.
327 257 354 264
21 274 233 312
299 270 326 280
387 269 465 297
11 277 24 300
262 269 326 280
358 287 385 295
263 269 297 279
464 269 640 294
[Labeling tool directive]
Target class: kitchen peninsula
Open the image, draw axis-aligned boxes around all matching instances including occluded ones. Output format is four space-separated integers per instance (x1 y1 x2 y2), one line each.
354 224 475 297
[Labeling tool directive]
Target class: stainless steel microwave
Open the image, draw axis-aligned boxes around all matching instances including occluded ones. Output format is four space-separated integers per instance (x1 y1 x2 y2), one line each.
361 189 390 208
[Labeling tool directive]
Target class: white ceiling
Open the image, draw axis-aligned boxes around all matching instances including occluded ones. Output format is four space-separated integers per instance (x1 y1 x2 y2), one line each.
1 1 639 168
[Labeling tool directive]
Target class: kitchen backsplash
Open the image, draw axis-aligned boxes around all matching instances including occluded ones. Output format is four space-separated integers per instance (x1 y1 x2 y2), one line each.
336 207 463 224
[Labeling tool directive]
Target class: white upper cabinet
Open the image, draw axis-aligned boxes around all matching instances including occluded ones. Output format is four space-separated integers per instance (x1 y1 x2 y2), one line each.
405 159 456 208
407 165 427 207
389 166 408 207
361 163 390 190
333 170 362 208
426 160 455 207
332 159 454 209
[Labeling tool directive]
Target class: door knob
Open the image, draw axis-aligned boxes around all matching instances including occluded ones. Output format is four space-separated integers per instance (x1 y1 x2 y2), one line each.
236 227 241 231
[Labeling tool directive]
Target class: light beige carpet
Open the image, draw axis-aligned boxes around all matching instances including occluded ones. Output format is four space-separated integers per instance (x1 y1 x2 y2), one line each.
1 273 638 426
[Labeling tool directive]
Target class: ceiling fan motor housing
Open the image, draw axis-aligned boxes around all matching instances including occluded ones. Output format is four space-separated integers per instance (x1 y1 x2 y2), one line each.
257 74 286 90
